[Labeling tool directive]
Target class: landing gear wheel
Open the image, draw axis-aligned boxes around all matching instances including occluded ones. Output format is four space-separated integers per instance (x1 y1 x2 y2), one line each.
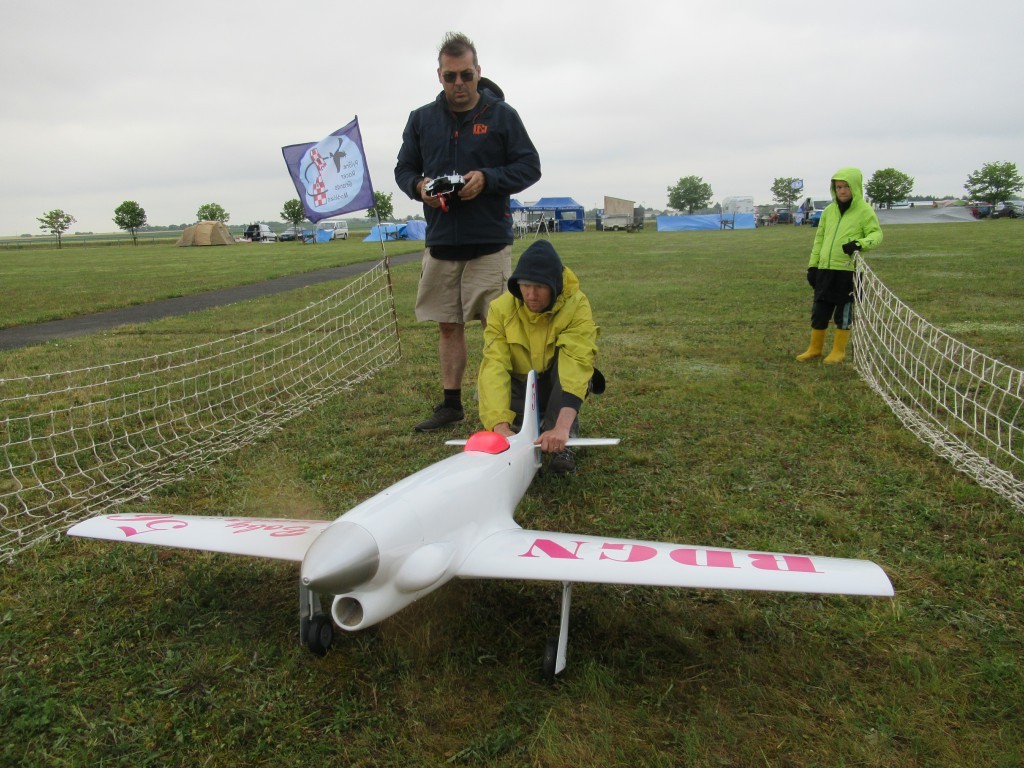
542 637 559 682
305 614 334 656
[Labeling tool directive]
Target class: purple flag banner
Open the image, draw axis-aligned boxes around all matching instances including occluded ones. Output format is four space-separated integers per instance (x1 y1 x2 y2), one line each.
282 116 375 223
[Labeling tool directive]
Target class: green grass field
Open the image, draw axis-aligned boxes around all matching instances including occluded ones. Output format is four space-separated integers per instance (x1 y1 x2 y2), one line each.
1 222 1022 766
0 235 421 330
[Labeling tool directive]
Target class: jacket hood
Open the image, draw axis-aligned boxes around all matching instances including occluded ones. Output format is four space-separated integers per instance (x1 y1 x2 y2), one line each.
508 239 563 311
831 167 865 203
477 77 504 101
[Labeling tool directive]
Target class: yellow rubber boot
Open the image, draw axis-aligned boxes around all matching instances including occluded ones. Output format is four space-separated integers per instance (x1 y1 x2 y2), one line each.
824 329 851 364
795 329 826 361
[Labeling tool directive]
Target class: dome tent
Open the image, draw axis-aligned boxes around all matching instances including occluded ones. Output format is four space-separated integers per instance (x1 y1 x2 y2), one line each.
176 221 235 246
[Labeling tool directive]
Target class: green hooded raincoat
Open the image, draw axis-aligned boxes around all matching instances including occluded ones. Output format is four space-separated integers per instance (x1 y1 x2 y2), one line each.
809 167 883 272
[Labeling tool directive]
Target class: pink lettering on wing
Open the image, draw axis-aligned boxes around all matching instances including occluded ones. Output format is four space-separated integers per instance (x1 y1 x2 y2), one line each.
516 538 824 576
107 514 189 537
223 521 313 537
599 542 657 563
669 548 739 568
747 554 822 573
519 539 585 559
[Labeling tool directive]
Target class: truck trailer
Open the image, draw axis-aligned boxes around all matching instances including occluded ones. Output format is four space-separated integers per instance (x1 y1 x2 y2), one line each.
602 196 644 232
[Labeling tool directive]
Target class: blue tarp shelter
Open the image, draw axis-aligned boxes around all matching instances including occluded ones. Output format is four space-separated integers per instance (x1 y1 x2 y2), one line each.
404 220 426 240
364 224 404 242
523 197 585 232
362 221 426 242
657 214 756 231
301 229 334 243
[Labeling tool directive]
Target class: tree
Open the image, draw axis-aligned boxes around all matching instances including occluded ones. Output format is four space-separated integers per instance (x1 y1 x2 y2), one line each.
770 178 803 210
366 191 394 221
667 175 713 214
964 161 1024 206
281 199 305 227
37 209 76 249
113 200 147 245
196 203 229 223
865 168 914 208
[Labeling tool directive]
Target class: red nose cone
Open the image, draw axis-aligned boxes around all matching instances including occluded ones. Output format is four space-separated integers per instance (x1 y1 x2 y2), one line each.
464 431 510 454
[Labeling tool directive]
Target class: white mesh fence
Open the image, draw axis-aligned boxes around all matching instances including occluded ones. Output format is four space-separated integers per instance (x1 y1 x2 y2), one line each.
854 257 1024 510
1 260 400 560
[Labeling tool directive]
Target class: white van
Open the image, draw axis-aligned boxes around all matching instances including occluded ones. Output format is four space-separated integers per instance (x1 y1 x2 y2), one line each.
317 220 349 240
244 223 277 242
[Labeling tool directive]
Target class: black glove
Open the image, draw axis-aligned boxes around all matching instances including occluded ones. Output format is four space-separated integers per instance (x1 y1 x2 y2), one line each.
806 267 818 288
842 241 861 255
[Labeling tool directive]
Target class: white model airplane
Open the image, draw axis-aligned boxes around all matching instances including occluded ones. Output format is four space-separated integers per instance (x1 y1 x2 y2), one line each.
68 371 893 678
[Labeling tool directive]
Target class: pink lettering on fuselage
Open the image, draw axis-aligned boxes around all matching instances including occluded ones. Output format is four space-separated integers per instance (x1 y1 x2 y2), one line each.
518 539 823 575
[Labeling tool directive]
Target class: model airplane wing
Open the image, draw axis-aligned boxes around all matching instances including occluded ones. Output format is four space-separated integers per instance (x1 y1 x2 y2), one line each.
456 528 894 597
67 513 332 562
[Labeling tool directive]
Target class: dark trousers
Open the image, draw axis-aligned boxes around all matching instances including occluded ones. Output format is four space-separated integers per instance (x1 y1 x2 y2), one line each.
811 299 853 331
811 268 855 330
508 353 580 437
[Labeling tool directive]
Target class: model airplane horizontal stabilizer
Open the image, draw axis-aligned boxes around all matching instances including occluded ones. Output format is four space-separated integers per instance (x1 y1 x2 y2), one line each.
445 437 621 447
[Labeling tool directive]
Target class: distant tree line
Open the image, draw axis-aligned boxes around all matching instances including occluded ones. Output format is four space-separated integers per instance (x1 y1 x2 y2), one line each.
664 161 1023 214
34 161 1018 244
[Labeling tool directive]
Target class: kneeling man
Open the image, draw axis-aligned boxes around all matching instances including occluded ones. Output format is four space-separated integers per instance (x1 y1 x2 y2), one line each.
477 239 600 474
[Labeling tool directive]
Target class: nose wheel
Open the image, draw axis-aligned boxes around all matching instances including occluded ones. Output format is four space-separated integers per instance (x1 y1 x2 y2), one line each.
299 581 334 656
305 614 334 656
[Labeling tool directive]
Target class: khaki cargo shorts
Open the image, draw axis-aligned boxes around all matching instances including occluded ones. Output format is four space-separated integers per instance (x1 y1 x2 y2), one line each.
414 245 512 324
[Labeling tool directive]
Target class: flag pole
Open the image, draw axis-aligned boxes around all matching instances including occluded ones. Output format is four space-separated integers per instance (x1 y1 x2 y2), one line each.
373 208 387 264
371 204 403 360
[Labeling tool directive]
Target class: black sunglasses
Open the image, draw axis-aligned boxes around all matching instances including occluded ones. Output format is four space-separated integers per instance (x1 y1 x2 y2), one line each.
442 69 476 84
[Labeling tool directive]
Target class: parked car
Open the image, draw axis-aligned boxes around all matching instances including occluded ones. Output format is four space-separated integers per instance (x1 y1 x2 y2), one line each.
774 208 791 225
317 220 349 240
970 203 992 219
990 201 1021 219
278 226 305 241
244 223 277 242
808 199 830 227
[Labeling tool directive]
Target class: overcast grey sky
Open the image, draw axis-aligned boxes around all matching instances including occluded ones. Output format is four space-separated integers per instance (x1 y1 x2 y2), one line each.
3 0 1022 235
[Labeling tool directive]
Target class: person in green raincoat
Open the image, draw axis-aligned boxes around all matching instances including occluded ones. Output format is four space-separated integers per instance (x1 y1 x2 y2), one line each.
796 167 883 364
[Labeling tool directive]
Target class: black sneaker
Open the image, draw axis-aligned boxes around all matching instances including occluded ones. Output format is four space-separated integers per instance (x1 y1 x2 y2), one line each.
548 448 576 475
414 404 464 432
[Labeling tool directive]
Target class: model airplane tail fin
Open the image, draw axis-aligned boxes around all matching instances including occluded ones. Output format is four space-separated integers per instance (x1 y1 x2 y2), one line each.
512 370 621 448
517 369 542 445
